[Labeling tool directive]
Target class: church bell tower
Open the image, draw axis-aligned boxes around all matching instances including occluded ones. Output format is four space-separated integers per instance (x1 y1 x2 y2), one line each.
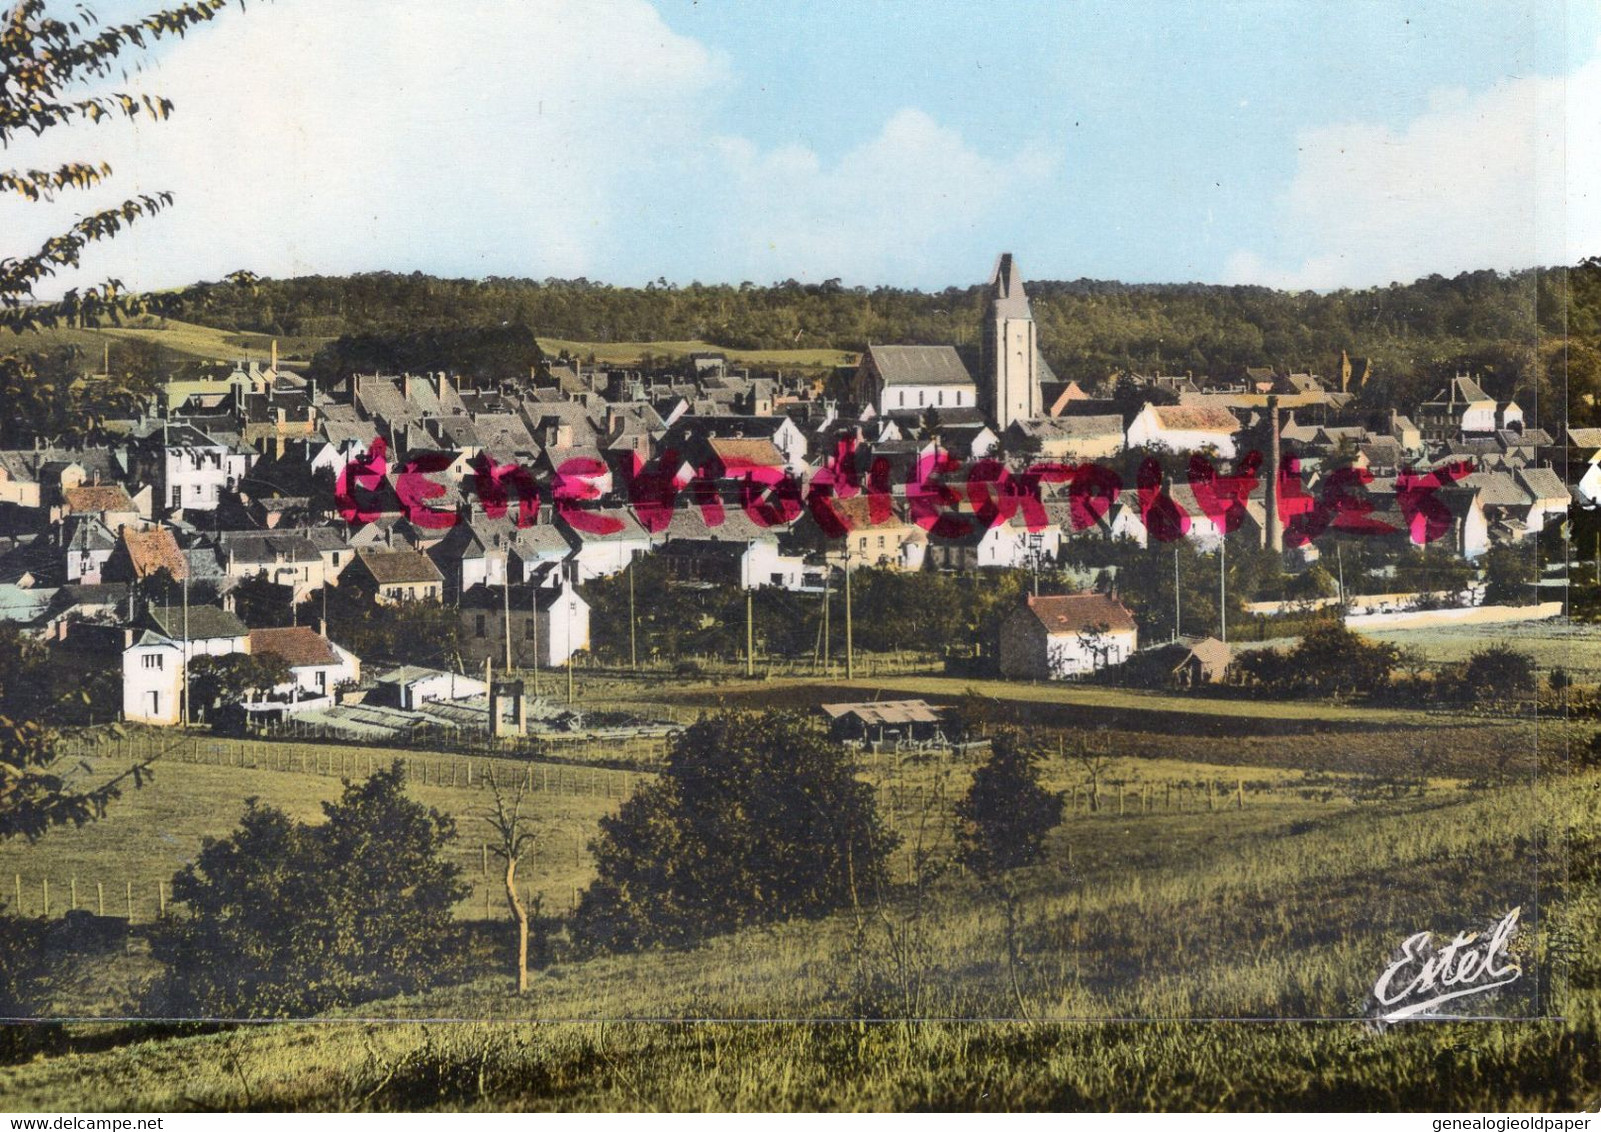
981 252 1041 430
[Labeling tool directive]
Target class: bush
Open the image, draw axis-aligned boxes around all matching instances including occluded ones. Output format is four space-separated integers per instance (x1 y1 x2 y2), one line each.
575 711 896 949
955 729 1064 875
1460 644 1538 700
147 765 467 1018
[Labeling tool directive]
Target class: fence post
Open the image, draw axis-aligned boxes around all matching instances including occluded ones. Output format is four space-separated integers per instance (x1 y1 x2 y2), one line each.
1208 780 1216 811
42 878 49 918
13 873 20 916
97 881 104 917
70 876 78 911
157 880 166 919
1237 776 1245 809
126 881 133 922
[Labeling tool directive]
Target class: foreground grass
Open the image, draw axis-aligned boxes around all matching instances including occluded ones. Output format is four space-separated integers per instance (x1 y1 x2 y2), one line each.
2 769 1594 1111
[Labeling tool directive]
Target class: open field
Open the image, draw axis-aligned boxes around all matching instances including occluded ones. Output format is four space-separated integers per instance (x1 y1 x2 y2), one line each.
1365 618 1601 682
1 761 1592 1110
537 337 856 370
4 317 331 367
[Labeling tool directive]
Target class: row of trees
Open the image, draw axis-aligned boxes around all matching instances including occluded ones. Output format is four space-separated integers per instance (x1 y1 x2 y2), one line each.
164 265 1592 410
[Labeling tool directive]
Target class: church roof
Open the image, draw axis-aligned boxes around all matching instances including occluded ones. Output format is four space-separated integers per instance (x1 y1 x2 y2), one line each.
864 345 975 387
988 252 1032 320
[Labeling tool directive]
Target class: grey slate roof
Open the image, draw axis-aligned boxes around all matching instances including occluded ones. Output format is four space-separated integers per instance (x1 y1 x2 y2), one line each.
865 345 976 388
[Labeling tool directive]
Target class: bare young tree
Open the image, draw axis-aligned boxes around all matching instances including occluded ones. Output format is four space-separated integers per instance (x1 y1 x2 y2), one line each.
1071 733 1116 813
482 781 539 994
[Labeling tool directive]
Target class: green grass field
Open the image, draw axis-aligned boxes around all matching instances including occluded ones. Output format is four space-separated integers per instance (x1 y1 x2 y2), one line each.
1366 619 1601 682
1 755 1591 1110
0 639 1593 1109
3 317 330 367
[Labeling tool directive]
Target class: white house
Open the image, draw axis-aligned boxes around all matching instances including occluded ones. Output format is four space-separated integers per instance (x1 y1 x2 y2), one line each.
998 593 1138 680
1125 404 1239 458
148 424 254 515
560 506 653 581
248 626 361 703
121 605 250 725
458 582 590 668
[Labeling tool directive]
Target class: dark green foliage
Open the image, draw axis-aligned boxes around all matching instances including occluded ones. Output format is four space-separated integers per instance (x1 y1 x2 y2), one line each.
147 765 467 1017
1461 644 1538 700
576 711 896 949
1482 545 1537 606
311 323 546 386
296 582 461 669
0 628 138 841
1232 621 1398 698
186 653 292 722
956 729 1064 875
0 912 56 1063
581 559 1030 663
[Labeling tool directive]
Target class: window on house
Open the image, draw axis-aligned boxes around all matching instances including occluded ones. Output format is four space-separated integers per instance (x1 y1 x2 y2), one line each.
142 653 163 670
919 391 925 406
316 671 326 690
475 614 486 638
938 391 944 406
170 486 181 509
524 618 536 639
877 536 885 549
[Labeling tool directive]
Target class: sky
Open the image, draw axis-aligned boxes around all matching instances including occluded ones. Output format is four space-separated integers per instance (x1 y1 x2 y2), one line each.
7 0 1600 295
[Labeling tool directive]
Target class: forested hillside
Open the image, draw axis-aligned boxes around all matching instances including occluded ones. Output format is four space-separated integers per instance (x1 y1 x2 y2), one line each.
172 261 1601 424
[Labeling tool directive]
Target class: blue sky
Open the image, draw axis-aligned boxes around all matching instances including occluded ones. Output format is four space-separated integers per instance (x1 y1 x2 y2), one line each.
9 0 1600 293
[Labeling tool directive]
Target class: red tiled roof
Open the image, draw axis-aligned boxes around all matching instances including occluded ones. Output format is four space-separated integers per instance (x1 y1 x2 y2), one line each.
64 485 133 513
1023 593 1136 635
249 627 340 668
121 527 187 580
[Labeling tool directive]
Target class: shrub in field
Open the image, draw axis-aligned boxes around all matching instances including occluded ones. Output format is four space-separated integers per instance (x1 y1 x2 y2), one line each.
1460 644 1538 702
147 764 467 1017
955 729 1064 874
575 711 896 949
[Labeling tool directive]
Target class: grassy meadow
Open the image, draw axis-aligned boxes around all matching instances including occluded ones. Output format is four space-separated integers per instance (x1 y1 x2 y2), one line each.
1 664 1594 1110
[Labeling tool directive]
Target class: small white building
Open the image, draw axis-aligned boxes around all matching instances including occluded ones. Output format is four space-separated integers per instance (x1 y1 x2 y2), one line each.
373 665 489 710
248 626 361 702
1126 403 1239 458
998 593 1138 680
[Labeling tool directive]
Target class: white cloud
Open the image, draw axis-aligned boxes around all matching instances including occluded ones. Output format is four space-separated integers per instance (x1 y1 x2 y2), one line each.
707 109 1059 284
1224 51 1601 290
2 1 1052 296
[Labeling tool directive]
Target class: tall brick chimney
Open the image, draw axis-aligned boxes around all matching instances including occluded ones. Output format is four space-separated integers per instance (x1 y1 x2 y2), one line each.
1265 395 1282 553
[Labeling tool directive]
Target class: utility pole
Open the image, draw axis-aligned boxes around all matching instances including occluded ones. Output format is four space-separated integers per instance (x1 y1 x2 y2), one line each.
1173 546 1180 642
531 591 540 697
845 552 855 680
502 572 512 671
745 587 754 677
180 564 190 727
1219 536 1227 644
822 576 831 675
1336 543 1345 606
628 559 637 671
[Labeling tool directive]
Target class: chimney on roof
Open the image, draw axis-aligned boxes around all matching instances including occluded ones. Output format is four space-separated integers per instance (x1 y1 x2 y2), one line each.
317 618 327 637
270 339 278 371
403 373 414 404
